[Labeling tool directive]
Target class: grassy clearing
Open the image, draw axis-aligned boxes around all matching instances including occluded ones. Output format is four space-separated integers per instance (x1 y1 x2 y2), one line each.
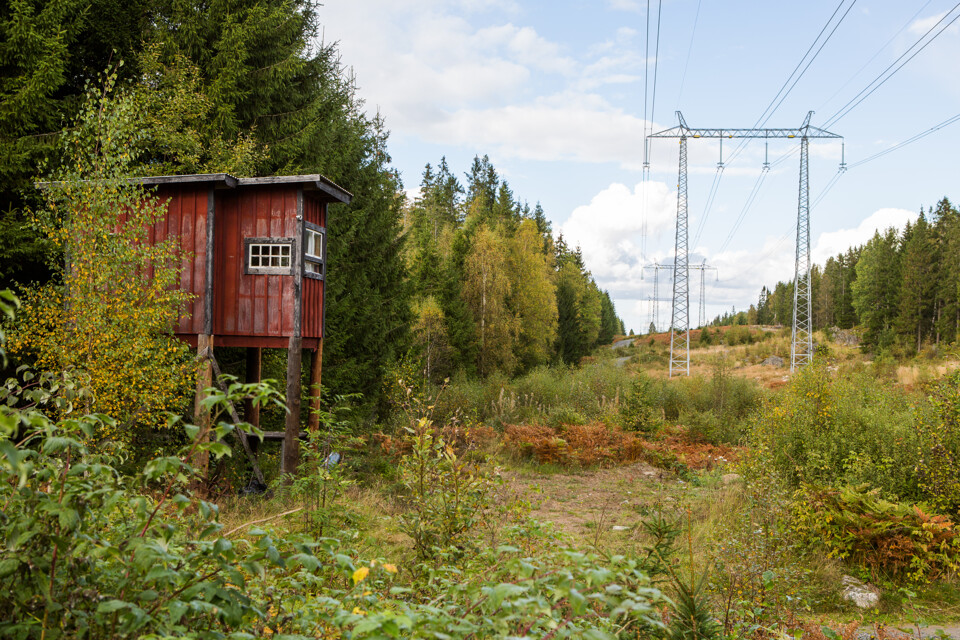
207 327 960 637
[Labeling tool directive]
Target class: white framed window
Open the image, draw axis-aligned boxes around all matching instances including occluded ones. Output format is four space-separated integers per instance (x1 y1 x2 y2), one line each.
304 224 325 280
245 238 294 275
305 228 323 260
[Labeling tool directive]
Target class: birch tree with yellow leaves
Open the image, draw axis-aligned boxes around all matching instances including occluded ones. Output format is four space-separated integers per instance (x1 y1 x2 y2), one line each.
7 69 195 451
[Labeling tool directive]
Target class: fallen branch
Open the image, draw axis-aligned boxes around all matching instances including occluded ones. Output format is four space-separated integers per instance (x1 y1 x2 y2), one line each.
224 507 304 537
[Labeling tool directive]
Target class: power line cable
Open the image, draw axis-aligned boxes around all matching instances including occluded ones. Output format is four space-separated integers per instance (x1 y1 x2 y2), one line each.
758 0 858 129
717 167 770 254
816 0 934 114
650 0 663 128
700 0 854 250
848 111 960 169
675 0 703 110
692 165 723 248
823 3 960 127
724 0 855 168
809 111 960 208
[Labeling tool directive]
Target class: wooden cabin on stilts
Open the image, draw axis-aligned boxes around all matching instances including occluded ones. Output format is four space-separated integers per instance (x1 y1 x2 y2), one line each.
139 173 351 486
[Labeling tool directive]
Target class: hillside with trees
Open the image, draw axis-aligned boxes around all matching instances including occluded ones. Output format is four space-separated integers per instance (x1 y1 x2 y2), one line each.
751 198 960 353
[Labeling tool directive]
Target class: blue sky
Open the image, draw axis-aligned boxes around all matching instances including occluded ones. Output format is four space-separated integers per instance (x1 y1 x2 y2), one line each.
318 1 960 333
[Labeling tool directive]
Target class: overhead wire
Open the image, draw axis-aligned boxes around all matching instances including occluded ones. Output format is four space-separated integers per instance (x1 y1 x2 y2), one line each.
807 4 960 211
816 0 935 114
756 0 858 130
640 0 664 269
724 0 856 168
848 111 960 169
697 0 855 254
717 167 770 254
823 2 960 128
692 165 723 248
810 111 960 208
675 0 703 111
650 0 663 131
640 0 651 264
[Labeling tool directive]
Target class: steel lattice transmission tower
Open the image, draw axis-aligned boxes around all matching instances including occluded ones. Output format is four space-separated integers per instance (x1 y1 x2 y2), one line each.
643 261 671 333
695 260 719 327
649 111 841 374
792 117 814 371
669 130 690 376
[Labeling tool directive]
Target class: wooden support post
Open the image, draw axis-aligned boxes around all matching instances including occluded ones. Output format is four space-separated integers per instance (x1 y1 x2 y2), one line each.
307 341 323 432
192 334 214 484
244 347 262 453
282 336 303 480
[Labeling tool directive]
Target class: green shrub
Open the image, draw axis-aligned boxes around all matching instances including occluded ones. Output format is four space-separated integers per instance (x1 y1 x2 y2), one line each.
0 360 669 639
747 360 920 500
621 373 664 433
433 362 628 429
396 416 499 560
916 371 960 516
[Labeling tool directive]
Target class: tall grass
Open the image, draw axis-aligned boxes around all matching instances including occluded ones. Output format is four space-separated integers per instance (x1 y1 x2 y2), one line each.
434 362 629 429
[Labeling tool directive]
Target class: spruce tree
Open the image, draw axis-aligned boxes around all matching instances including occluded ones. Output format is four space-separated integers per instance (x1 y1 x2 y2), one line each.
897 213 936 351
852 228 902 348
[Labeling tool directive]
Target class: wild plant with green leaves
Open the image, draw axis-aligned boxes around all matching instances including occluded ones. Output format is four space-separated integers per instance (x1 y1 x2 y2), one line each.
397 411 500 561
289 391 363 536
0 334 671 637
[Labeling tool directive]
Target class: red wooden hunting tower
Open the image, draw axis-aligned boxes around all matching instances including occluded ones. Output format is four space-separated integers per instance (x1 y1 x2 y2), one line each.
141 173 352 479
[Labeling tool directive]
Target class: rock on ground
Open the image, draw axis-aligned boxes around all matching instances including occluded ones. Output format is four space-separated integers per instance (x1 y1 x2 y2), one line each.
841 575 879 609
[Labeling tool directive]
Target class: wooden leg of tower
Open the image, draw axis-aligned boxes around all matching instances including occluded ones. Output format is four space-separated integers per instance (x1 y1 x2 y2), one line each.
192 334 214 490
307 341 323 432
244 346 262 454
282 336 303 481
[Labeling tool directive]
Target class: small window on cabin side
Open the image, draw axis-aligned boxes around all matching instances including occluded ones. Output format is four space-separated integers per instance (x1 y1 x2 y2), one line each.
304 226 325 279
245 239 294 274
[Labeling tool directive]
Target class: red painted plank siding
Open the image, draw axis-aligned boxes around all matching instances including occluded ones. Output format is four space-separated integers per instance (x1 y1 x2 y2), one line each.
151 185 208 335
302 195 325 339
213 185 300 339
148 182 313 344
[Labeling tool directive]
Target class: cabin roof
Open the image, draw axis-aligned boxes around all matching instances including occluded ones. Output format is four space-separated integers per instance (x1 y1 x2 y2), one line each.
135 173 353 204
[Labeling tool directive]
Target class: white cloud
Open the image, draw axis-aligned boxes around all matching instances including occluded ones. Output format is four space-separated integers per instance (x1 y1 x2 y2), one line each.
560 180 676 298
424 97 651 164
476 24 576 74
812 207 916 264
318 2 651 166
909 11 960 36
595 205 918 333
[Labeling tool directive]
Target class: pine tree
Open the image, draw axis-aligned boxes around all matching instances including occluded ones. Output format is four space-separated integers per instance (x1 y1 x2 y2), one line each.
933 198 960 344
0 0 149 287
897 213 936 351
598 290 620 344
852 228 902 348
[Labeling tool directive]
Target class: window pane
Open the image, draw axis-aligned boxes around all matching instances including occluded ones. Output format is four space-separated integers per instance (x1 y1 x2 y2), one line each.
247 241 293 272
305 229 324 259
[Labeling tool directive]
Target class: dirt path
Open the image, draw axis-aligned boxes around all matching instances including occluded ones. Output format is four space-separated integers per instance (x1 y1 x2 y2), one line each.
504 461 695 544
504 463 960 638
